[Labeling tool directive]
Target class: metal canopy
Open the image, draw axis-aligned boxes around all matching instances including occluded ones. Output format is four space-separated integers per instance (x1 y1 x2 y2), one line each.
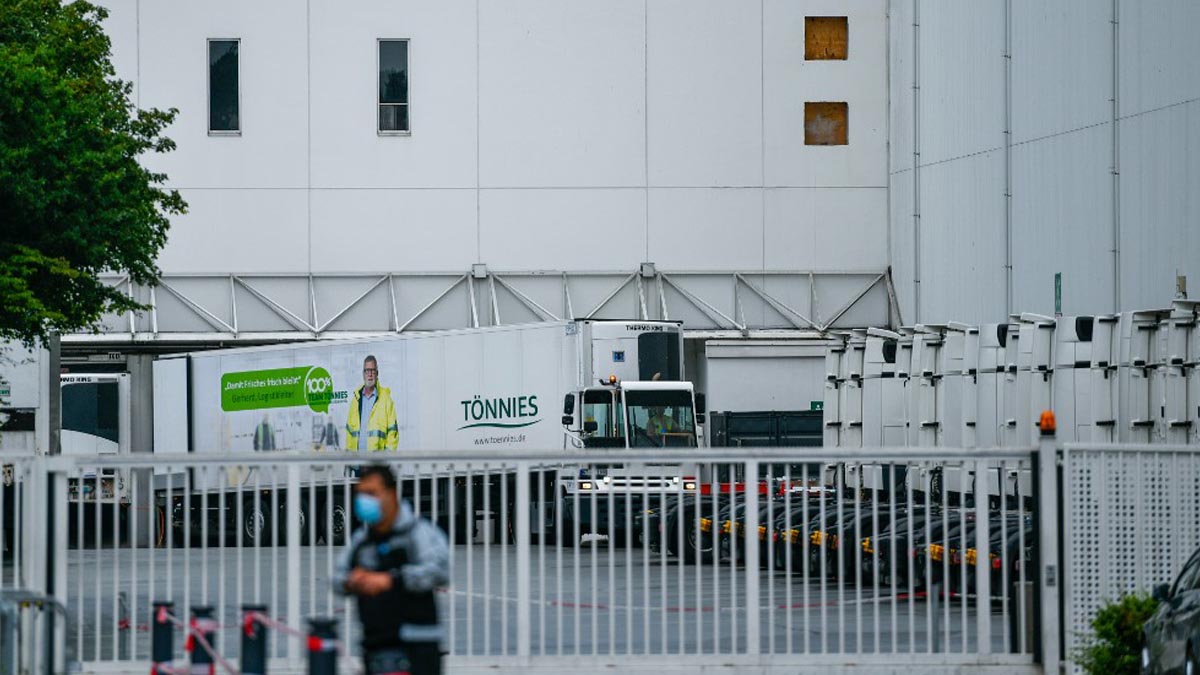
66 269 900 348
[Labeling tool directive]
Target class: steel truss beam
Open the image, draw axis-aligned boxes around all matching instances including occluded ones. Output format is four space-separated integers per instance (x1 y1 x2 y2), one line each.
65 268 897 347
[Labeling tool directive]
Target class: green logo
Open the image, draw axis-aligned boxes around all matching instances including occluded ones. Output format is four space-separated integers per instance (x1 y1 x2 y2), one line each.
222 366 347 413
458 394 541 430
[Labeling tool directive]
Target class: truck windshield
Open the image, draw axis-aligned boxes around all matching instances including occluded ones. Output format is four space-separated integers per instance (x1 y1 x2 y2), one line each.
581 389 625 448
625 389 696 448
62 381 120 445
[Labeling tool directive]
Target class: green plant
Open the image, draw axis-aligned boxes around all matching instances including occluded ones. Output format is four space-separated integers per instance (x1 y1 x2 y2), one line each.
1075 592 1160 675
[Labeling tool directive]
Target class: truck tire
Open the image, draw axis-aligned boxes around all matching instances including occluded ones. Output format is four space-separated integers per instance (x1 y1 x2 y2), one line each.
326 501 348 546
241 496 272 546
274 498 310 546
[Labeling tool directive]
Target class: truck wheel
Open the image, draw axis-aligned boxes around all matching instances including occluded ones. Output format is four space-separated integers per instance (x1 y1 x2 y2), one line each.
242 496 272 546
326 501 348 546
274 498 310 546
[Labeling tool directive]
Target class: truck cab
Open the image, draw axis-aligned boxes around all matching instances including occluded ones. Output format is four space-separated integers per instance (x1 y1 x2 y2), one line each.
565 381 701 450
558 379 703 541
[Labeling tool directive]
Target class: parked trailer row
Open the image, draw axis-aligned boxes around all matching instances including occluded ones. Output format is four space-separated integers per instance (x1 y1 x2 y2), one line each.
820 299 1200 497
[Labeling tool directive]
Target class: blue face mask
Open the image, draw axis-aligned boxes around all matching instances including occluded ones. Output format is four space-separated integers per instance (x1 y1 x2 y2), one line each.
354 494 383 526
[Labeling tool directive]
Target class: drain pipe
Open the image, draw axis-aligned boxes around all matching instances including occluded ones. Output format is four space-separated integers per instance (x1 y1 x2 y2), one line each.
1004 0 1014 316
912 0 922 323
1110 0 1122 312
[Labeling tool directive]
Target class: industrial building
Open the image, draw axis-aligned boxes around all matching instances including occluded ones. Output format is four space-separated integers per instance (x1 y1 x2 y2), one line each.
9 0 1200 447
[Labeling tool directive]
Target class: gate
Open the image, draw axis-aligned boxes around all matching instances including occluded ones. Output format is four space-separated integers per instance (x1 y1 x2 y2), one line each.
2 447 1058 674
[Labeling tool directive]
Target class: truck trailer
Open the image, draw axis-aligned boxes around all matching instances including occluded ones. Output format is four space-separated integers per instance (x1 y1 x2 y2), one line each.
151 319 704 545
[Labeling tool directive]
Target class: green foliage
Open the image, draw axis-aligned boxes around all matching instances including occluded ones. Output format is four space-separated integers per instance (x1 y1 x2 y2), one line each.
1075 592 1160 675
0 0 186 346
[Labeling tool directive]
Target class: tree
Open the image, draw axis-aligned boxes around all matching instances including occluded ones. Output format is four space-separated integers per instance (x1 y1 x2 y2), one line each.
0 0 186 346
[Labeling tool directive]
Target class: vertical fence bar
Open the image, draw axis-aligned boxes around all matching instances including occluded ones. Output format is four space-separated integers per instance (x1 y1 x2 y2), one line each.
840 461 849 653
444 465 455 656
817 465 827 654
499 464 509 656
515 461 531 659
129 469 139 660
1017 455 1027 654
921 466 931 648
711 463 720 655
93 472 101 661
852 464 861 654
536 467 545 656
784 464 793 656
466 464 474 658
975 458 991 655
871 465 880 654
201 466 209 627
697 463 706 656
270 468 278 660
236 465 244 640
766 462 774 656
744 459 760 657
483 464 492 656
658 481 666 655
999 459 1010 653
111 469 120 661
286 464 301 662
804 462 813 655
74 467 83 661
626 470 634 657
942 463 951 653
886 464 896 654
726 465 735 653
590 466 598 657
217 474 226 664
608 475 615 657
308 475 317 625
554 466 563 657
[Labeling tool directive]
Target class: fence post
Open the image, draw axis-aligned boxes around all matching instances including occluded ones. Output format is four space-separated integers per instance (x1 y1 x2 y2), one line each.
515 461 531 659
744 459 760 656
151 601 174 675
306 617 338 675
1036 421 1061 672
241 605 268 675
189 606 216 675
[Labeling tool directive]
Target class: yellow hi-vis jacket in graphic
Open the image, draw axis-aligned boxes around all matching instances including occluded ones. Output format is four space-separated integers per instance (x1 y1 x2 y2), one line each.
345 384 399 451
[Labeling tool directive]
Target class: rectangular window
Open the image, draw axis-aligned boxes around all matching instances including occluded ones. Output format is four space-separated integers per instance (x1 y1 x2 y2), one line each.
804 101 848 145
378 39 409 133
208 39 240 134
805 16 848 60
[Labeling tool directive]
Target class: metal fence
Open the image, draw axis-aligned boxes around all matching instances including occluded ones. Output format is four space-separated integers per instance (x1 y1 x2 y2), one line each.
1 448 1052 674
1062 443 1200 672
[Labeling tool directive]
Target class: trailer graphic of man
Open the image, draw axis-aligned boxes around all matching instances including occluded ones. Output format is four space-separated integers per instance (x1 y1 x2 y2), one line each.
345 355 399 451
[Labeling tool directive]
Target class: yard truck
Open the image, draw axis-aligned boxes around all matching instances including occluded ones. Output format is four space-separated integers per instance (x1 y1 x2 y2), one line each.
151 319 704 546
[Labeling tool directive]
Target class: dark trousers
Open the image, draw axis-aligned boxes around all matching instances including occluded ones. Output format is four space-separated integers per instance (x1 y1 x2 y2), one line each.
363 644 442 675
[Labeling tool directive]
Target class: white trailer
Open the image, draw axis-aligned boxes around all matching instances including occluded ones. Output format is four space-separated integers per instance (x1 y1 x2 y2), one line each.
151 320 703 545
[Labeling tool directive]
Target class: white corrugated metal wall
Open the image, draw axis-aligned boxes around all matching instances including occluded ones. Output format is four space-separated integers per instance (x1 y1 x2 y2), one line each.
889 0 1200 325
93 0 889 297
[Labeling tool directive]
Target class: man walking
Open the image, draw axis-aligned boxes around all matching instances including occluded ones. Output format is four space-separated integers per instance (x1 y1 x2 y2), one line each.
345 355 399 450
334 464 449 675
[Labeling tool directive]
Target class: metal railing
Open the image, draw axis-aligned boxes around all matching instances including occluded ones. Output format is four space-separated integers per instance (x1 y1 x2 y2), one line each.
2 447 1051 673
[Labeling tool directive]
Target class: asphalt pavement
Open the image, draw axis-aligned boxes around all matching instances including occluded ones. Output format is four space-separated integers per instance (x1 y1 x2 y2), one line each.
39 542 1017 665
